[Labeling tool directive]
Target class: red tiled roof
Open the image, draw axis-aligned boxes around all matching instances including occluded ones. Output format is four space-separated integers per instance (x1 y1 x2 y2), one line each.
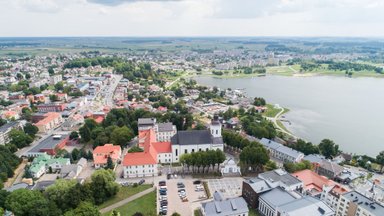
34 112 61 126
94 116 104 124
152 142 172 153
123 152 157 166
93 144 121 155
293 169 335 192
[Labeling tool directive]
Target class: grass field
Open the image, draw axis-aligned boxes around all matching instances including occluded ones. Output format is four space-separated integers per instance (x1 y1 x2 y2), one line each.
98 184 152 209
262 104 281 118
249 207 261 216
102 190 157 216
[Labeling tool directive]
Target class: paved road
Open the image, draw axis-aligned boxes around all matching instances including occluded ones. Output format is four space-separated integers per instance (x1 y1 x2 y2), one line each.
99 187 155 214
266 108 298 139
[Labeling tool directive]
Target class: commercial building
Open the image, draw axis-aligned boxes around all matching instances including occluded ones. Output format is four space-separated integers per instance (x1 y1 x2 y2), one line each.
29 154 70 178
34 112 63 133
336 191 384 216
36 103 66 112
202 191 249 216
26 134 70 157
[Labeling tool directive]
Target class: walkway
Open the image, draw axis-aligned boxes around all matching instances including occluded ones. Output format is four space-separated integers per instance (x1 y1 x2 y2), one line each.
267 108 299 139
99 187 155 214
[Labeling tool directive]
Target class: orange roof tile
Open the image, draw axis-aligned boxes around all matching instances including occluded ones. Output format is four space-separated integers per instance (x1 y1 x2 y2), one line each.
293 169 335 192
34 112 61 126
123 152 157 166
152 142 172 153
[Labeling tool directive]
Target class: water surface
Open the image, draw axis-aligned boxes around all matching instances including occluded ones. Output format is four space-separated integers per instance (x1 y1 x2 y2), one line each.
195 75 384 156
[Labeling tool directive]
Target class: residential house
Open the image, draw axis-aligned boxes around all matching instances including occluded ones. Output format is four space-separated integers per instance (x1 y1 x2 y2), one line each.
60 158 87 179
93 144 122 169
36 103 66 112
29 154 70 178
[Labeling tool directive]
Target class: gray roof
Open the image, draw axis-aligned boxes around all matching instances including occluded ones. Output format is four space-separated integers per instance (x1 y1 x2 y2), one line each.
171 130 222 145
138 118 156 126
0 121 22 133
203 192 249 216
342 191 384 216
244 178 272 194
61 164 77 175
260 187 297 208
157 122 174 132
259 169 302 187
279 196 334 215
28 134 69 154
5 183 29 192
260 138 304 159
319 160 344 175
32 180 56 191
303 154 325 164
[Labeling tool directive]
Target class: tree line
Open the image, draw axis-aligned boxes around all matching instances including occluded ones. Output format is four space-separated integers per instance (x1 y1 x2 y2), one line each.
179 149 226 173
1 169 119 216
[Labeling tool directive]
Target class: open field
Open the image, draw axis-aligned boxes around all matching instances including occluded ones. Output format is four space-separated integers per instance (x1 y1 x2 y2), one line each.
98 184 152 209
102 190 157 216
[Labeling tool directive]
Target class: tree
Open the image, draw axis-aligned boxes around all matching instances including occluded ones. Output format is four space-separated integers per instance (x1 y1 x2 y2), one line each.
54 81 64 91
48 67 55 76
70 131 79 140
5 189 60 216
44 179 77 212
25 73 31 80
0 190 10 209
21 107 32 121
9 129 33 148
110 210 120 216
106 156 114 169
318 139 339 159
79 125 91 143
90 169 119 204
110 126 134 146
128 146 144 153
265 160 278 171
64 202 100 216
376 151 384 172
71 148 80 161
171 213 181 216
253 97 266 106
23 123 38 137
49 94 59 102
240 143 269 173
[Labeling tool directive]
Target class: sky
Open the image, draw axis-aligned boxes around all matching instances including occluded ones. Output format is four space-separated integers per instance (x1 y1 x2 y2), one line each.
1 0 384 37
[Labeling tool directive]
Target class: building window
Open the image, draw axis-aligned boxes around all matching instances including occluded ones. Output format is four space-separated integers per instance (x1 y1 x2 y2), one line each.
185 149 188 154
192 149 195 153
175 149 178 156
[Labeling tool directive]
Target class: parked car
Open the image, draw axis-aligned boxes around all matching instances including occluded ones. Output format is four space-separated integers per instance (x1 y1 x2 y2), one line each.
138 179 145 185
167 174 172 179
159 181 166 186
193 180 201 185
177 182 185 188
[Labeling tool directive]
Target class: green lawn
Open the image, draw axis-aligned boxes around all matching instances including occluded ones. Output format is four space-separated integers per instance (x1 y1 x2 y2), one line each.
263 104 281 118
102 190 157 216
98 184 152 209
249 207 261 216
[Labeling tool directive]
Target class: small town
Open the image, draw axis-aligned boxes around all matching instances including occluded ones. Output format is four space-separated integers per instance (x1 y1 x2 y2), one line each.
0 47 384 216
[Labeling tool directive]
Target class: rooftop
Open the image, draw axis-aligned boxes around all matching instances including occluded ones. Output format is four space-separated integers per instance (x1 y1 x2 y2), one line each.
171 130 222 145
342 191 384 215
138 118 156 126
157 122 174 132
260 138 304 159
28 134 69 154
259 169 302 187
293 169 336 193
122 152 157 166
202 192 249 216
244 177 272 194
279 196 334 216
259 187 298 208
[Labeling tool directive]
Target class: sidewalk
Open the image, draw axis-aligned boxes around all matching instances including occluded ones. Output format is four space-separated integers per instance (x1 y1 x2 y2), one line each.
99 186 155 214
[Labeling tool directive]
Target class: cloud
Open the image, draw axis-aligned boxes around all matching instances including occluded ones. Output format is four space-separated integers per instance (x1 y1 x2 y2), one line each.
87 0 182 6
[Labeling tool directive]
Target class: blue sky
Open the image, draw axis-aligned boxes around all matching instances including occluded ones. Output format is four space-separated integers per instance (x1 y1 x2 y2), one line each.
1 0 384 37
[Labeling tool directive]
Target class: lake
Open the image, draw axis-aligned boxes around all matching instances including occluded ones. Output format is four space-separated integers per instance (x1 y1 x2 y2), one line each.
195 75 384 157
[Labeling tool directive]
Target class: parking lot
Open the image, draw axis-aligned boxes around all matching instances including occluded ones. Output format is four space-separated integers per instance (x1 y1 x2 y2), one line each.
207 178 243 198
157 178 208 216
